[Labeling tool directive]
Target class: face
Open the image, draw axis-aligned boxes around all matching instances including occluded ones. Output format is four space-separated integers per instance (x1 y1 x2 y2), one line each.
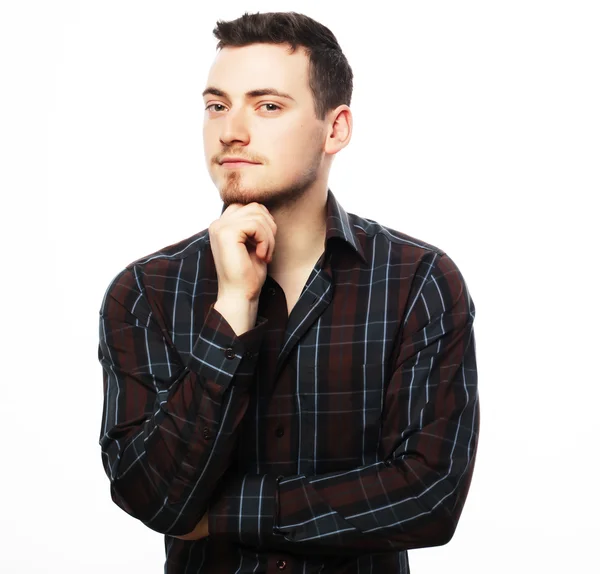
202 43 329 213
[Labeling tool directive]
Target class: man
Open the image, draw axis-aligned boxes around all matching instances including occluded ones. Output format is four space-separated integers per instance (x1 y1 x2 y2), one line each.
98 11 479 574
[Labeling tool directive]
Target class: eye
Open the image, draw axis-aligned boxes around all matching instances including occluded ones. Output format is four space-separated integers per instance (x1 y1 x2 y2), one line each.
205 103 227 112
260 103 281 112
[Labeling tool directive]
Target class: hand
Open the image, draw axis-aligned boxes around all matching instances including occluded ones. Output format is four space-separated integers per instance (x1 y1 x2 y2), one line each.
173 511 209 541
208 202 277 302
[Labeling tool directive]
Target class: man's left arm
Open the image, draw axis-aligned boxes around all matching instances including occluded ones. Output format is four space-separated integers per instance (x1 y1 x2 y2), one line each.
203 253 480 553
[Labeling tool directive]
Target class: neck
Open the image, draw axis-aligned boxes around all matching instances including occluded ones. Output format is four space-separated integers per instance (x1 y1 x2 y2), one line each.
267 186 328 276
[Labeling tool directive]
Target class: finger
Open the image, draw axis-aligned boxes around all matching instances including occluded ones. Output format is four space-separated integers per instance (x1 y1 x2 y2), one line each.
244 217 273 260
230 204 276 252
256 216 275 261
253 204 277 236
248 202 275 224
222 203 244 217
254 216 275 260
261 204 276 226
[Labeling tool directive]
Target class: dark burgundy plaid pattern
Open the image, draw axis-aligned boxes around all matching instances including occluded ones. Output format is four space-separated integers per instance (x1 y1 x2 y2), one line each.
98 189 479 573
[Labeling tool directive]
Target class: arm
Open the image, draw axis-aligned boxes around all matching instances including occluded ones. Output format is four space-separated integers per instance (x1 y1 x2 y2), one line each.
206 252 479 554
98 265 268 536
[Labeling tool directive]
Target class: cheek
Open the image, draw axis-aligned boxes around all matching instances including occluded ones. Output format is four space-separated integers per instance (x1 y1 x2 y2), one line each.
271 125 313 157
202 128 218 162
202 125 214 147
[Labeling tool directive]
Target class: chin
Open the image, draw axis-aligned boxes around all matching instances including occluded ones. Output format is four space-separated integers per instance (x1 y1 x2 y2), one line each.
216 173 313 212
219 183 270 206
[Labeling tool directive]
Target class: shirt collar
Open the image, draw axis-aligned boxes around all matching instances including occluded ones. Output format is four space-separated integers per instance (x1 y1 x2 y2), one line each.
324 188 367 265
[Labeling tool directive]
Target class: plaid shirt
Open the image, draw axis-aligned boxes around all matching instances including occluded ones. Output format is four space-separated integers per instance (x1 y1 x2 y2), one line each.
98 188 479 573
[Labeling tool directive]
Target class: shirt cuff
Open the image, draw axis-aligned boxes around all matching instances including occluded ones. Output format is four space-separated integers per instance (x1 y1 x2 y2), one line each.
208 473 279 547
186 302 268 391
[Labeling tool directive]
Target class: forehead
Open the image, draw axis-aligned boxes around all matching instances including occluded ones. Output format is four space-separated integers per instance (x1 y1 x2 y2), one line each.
206 43 310 97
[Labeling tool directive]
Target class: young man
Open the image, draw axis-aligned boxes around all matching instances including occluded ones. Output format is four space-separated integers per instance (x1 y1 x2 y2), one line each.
98 11 479 574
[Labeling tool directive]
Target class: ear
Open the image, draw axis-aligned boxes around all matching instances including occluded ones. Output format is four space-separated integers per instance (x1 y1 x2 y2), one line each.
324 105 352 156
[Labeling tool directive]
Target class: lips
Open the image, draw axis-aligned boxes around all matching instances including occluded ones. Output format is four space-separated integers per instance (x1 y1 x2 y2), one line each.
219 159 260 169
220 158 259 164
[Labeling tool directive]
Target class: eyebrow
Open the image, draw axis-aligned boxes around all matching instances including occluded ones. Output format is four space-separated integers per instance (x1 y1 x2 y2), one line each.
202 86 296 102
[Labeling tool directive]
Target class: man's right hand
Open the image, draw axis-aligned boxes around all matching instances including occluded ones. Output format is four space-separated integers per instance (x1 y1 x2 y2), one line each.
209 202 277 334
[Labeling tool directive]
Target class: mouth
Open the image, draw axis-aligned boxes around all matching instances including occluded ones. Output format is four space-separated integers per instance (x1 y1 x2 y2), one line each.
220 161 260 168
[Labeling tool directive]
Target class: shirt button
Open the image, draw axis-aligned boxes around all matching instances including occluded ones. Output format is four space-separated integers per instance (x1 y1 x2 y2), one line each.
224 347 235 359
384 459 393 467
275 426 285 438
202 427 211 440
276 559 287 570
269 287 277 296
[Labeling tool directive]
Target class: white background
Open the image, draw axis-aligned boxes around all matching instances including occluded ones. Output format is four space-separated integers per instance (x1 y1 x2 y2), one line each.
1 0 598 572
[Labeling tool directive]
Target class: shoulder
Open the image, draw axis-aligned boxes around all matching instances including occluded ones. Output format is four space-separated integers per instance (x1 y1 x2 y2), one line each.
99 228 211 311
125 228 211 268
346 211 471 302
347 210 445 262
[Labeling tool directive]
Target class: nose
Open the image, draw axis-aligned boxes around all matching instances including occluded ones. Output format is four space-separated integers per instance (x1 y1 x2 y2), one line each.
219 107 250 147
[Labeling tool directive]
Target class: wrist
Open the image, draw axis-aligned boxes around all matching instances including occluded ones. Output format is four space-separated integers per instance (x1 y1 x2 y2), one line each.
213 296 259 336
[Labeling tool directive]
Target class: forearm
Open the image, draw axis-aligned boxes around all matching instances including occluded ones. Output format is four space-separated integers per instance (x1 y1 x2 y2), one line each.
275 446 476 552
101 368 252 534
207 443 477 555
99 286 267 536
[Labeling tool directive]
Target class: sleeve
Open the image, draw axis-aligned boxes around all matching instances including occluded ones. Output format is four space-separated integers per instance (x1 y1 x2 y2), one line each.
207 252 479 554
98 265 268 536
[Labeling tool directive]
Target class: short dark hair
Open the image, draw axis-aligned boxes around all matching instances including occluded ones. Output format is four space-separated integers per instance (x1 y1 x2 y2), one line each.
212 11 353 120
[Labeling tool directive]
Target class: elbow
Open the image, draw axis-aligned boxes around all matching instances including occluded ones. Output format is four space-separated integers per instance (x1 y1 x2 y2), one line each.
423 486 472 547
401 512 457 550
427 513 458 547
107 476 207 537
109 481 140 519
393 499 462 550
108 477 162 525
100 437 210 535
422 459 477 547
